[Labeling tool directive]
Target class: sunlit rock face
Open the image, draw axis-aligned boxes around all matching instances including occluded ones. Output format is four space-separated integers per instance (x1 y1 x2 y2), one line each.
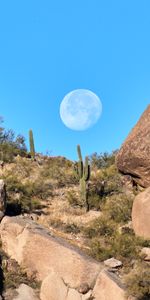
132 187 150 239
116 105 150 188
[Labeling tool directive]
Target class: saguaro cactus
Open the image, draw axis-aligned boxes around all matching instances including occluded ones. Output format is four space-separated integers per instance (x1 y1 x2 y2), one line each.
75 145 90 211
29 129 35 159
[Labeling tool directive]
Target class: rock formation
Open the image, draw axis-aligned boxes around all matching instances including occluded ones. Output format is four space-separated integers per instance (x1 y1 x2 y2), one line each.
0 179 6 220
116 105 150 187
93 270 126 300
0 216 129 300
132 186 150 239
13 284 39 300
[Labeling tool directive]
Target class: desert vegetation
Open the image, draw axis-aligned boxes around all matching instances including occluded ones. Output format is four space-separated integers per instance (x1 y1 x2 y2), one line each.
0 119 149 299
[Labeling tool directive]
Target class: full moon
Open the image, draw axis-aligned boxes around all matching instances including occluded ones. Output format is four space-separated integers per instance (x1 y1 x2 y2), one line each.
60 89 102 131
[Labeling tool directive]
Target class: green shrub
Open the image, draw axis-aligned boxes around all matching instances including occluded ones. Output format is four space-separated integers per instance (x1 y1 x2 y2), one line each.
66 190 81 207
87 193 102 210
87 231 140 264
83 217 116 239
88 238 112 261
90 164 122 203
103 194 133 224
90 151 117 169
0 119 27 162
83 215 143 264
63 223 80 234
4 175 53 214
40 157 76 187
110 232 139 261
124 262 150 299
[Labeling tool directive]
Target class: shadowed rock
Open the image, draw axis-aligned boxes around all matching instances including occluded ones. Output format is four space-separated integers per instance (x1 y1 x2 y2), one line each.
0 180 6 221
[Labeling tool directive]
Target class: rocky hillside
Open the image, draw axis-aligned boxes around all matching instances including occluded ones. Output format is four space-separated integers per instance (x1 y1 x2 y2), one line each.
0 111 149 300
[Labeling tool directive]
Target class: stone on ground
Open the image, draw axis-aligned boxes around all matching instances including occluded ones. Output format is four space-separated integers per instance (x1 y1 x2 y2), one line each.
104 257 122 268
13 284 39 300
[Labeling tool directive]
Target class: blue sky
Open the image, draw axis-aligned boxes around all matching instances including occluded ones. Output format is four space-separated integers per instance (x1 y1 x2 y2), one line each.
0 0 150 160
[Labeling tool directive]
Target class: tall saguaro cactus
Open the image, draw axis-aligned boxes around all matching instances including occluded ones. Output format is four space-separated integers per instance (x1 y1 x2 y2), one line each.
29 129 35 159
75 145 90 211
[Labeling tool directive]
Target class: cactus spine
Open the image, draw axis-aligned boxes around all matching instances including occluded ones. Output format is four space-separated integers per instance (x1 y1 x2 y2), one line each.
29 129 35 159
76 145 90 211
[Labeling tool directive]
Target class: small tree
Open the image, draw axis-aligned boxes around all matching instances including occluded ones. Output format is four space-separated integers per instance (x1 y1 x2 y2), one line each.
29 129 35 159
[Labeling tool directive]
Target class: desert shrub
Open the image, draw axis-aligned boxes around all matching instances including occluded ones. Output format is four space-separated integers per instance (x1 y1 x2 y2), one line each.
87 232 140 263
90 164 122 202
87 193 102 210
83 214 143 264
63 223 80 234
124 262 150 299
83 217 116 239
48 218 64 229
138 238 150 248
66 190 81 207
110 232 139 261
0 119 27 162
103 194 134 224
13 158 33 177
101 165 122 195
4 176 27 194
0 142 27 163
2 257 40 290
40 157 77 187
4 175 53 214
87 165 122 211
24 180 53 200
90 151 118 169
88 238 112 261
31 198 42 210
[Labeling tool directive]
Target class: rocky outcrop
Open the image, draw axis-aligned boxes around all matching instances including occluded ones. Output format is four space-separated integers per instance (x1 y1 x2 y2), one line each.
0 216 130 300
0 216 102 296
40 272 68 300
104 257 122 269
116 105 150 187
13 284 39 300
0 179 6 220
132 187 150 238
93 270 126 300
141 247 150 261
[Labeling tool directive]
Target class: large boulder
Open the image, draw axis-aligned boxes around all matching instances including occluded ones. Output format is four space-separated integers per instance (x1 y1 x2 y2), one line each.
0 216 102 289
66 289 81 300
0 216 136 300
92 270 126 300
132 187 150 239
116 105 150 187
40 272 68 300
13 284 39 300
0 179 6 220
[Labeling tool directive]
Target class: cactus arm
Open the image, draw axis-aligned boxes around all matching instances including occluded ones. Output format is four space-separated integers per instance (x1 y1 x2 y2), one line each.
84 156 90 181
76 145 91 212
29 129 35 159
77 145 83 161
